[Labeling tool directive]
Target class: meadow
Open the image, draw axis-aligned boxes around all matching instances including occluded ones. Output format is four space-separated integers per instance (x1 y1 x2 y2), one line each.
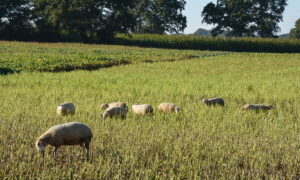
0 41 300 179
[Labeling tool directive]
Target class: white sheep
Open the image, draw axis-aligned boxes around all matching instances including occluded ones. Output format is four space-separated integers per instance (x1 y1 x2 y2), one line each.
242 104 273 111
202 98 225 106
158 102 181 113
103 107 128 120
101 102 128 111
57 102 76 116
35 122 93 158
132 104 153 115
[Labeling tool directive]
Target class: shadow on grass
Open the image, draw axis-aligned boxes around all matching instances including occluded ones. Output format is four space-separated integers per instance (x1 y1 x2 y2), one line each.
38 60 131 72
0 67 19 75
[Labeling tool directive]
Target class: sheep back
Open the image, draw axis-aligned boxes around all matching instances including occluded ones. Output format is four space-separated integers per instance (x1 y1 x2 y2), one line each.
101 102 128 111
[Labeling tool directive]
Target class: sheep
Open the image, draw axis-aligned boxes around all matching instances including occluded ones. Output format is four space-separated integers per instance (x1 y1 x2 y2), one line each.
242 104 273 111
35 122 93 158
57 102 75 116
101 102 128 111
103 107 128 120
132 104 153 115
158 102 181 113
202 98 225 106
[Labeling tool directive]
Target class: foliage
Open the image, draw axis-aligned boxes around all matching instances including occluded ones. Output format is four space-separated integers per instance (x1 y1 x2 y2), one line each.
0 0 33 40
289 18 300 39
202 0 287 37
0 51 299 179
33 0 136 42
0 41 218 72
115 33 300 53
0 0 187 42
133 0 186 34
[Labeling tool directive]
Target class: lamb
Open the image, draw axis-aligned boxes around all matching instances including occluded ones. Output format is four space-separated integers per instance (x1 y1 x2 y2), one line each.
132 104 153 115
158 102 181 113
57 102 76 116
35 122 93 158
101 102 128 111
103 107 128 120
202 98 225 106
242 104 273 111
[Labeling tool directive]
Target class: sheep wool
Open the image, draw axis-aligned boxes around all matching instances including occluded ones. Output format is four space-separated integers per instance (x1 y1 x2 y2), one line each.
103 106 128 120
132 104 153 115
57 102 76 116
158 102 181 113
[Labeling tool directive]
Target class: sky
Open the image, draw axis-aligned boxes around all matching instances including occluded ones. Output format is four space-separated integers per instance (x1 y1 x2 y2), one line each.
183 0 300 35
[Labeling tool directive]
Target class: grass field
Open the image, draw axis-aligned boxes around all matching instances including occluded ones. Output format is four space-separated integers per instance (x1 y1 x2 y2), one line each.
0 42 300 179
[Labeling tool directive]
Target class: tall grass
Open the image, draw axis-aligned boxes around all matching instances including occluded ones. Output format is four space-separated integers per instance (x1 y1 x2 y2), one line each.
115 33 300 53
0 52 299 179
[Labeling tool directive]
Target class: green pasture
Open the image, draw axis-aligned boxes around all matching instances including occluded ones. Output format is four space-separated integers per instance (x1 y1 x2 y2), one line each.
0 45 299 179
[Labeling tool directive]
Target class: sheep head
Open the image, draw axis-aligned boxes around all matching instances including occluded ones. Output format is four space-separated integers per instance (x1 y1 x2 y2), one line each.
101 104 109 110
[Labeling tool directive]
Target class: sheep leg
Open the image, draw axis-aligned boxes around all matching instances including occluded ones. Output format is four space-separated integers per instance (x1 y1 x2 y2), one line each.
53 147 58 159
84 142 90 159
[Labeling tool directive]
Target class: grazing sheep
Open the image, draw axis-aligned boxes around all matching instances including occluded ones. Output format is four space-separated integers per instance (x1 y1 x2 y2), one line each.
35 122 93 158
57 102 75 116
101 102 128 111
202 98 225 106
242 104 273 111
158 102 181 113
103 107 128 120
132 104 153 115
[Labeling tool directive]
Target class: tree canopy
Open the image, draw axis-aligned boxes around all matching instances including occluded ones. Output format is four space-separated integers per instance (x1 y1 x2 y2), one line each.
202 0 287 37
289 18 300 39
0 0 187 42
133 0 186 34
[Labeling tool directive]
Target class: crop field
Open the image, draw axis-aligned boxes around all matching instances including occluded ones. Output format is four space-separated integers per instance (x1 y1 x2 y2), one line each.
0 41 223 73
116 33 300 53
0 41 300 179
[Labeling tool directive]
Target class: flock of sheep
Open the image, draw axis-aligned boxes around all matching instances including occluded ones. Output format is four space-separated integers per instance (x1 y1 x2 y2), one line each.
36 98 273 158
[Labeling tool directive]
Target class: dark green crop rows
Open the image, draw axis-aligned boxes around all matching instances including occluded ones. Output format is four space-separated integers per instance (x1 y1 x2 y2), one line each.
115 33 300 53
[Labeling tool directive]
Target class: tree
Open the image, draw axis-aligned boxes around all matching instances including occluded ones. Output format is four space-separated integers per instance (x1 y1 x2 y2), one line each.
0 0 33 40
202 0 287 37
251 0 287 37
33 0 136 42
133 0 186 34
289 18 300 39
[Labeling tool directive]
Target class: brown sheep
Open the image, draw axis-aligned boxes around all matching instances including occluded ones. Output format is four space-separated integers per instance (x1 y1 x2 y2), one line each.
35 122 93 158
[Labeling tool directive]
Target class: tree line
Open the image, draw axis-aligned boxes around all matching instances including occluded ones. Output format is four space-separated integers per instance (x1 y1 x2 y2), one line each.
0 0 186 42
0 0 299 43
